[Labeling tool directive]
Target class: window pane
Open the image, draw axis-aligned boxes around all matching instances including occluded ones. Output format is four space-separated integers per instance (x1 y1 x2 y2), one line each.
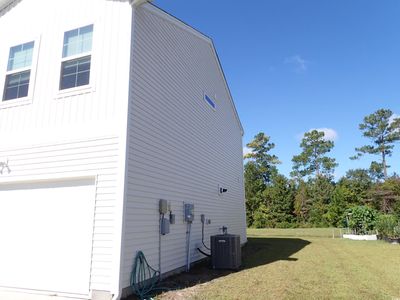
77 71 90 86
78 59 90 72
3 86 18 100
63 25 93 58
60 74 77 90
63 60 79 76
3 71 31 101
7 41 34 71
60 56 91 90
18 83 29 98
19 71 31 85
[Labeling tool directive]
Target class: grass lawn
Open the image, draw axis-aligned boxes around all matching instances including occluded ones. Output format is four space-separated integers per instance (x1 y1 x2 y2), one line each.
159 228 400 300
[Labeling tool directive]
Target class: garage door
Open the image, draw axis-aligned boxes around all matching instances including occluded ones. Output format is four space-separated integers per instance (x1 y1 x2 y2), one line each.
0 178 95 296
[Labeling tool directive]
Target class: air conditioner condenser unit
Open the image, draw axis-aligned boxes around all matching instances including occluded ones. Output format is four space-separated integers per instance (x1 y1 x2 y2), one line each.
211 234 241 270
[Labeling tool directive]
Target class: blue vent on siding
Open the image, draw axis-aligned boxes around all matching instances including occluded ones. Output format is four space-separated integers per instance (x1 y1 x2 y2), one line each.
204 94 216 109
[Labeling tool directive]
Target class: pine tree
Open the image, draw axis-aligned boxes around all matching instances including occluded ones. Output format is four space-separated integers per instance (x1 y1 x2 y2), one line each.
351 109 400 179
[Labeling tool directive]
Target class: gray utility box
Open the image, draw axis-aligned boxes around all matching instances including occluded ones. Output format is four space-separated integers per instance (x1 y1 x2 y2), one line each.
211 234 241 270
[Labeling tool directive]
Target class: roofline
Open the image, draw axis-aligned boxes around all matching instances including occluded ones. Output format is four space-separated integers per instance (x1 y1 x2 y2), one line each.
141 3 244 136
0 0 19 15
145 2 213 43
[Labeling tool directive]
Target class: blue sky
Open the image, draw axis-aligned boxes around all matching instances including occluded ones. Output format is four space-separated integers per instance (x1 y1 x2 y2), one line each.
155 0 400 178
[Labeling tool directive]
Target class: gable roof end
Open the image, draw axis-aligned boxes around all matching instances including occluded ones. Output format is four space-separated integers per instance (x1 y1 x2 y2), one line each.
143 4 245 136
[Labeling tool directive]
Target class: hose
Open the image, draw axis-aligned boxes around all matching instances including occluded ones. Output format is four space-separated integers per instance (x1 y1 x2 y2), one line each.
201 219 211 251
197 247 211 257
130 251 160 300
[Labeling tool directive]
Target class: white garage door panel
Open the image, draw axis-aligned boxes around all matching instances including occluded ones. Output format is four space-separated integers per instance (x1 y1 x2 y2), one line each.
0 179 95 296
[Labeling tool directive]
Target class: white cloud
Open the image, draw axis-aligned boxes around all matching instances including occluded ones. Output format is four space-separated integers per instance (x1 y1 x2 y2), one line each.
243 147 252 157
390 114 400 134
297 128 339 142
284 55 309 72
389 113 399 125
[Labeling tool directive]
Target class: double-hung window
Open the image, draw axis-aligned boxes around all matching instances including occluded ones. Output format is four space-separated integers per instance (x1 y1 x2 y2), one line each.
3 41 35 101
60 24 93 90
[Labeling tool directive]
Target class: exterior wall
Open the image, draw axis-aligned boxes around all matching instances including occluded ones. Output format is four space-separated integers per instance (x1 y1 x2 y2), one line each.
121 4 247 290
0 0 133 295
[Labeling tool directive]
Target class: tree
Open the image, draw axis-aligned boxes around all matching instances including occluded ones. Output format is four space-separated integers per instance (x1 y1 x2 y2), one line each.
261 174 295 227
307 176 335 226
245 132 280 184
326 169 373 226
244 132 280 226
291 130 338 179
244 161 265 226
326 185 352 227
367 177 400 215
368 161 385 182
351 109 400 179
337 168 373 204
294 181 311 224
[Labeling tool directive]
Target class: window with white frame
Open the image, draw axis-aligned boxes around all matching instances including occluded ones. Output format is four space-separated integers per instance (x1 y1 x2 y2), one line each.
2 41 35 101
59 24 93 90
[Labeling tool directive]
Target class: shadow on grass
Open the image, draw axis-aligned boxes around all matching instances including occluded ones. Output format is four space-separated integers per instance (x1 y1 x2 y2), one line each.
124 237 310 299
242 237 311 269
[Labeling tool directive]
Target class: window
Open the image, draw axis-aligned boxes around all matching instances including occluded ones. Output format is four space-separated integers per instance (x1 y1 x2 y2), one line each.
3 41 34 101
204 94 216 109
60 25 93 90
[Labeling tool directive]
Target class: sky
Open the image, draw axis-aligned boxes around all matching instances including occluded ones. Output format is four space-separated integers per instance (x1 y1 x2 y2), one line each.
154 0 400 179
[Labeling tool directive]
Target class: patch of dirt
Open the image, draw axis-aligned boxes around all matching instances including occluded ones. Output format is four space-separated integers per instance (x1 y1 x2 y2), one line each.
156 261 232 300
125 259 233 300
157 284 205 300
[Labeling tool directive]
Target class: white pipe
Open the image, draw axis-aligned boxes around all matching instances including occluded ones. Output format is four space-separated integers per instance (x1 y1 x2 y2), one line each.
159 214 162 275
186 222 192 272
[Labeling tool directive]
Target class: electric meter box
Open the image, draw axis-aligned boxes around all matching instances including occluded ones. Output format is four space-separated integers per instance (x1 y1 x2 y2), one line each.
169 213 176 224
184 203 194 222
160 217 170 235
159 199 168 214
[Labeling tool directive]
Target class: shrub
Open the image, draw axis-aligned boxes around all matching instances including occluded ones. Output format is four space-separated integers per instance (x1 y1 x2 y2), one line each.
375 214 400 239
343 206 377 234
394 224 400 238
275 221 297 229
252 204 269 228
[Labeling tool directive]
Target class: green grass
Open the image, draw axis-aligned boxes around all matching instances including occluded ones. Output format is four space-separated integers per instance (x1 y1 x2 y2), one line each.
190 228 400 300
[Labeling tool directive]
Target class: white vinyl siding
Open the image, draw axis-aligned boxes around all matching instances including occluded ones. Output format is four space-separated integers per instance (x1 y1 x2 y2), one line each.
0 137 120 293
121 5 246 290
0 0 133 295
0 1 246 298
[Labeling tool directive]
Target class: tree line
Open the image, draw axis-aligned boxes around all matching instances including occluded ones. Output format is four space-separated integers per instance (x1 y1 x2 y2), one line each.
245 108 400 228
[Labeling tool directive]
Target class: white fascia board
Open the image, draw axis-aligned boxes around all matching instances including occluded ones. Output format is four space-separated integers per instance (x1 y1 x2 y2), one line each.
132 0 151 7
141 3 212 44
0 0 14 11
209 42 244 136
0 0 134 14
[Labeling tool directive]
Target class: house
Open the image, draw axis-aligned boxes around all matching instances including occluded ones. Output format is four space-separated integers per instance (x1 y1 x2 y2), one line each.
0 0 247 299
